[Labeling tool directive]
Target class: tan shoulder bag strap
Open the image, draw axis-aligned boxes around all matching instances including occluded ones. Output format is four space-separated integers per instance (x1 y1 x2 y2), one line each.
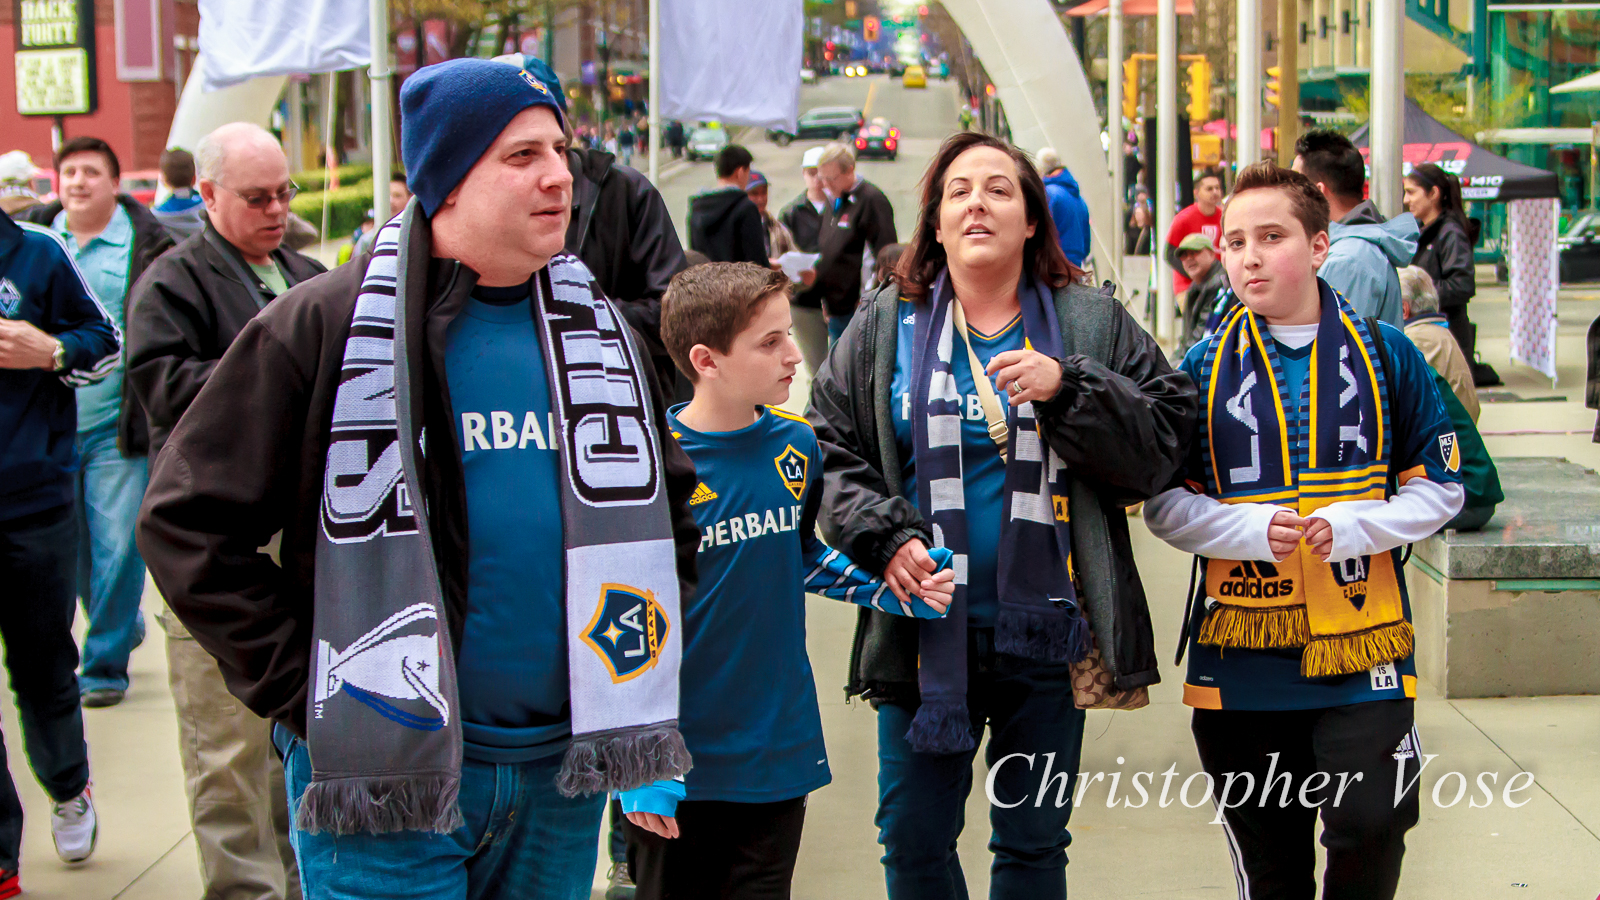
951 300 1009 462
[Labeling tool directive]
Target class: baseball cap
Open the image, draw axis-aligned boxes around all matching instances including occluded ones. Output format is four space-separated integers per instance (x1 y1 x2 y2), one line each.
1176 233 1216 256
745 170 769 191
802 146 824 169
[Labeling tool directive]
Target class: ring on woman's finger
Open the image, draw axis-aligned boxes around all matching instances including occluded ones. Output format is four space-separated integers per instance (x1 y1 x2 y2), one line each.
1009 381 1023 395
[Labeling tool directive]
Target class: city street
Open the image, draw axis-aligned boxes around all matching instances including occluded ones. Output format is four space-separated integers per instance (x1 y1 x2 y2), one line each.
6 72 1600 900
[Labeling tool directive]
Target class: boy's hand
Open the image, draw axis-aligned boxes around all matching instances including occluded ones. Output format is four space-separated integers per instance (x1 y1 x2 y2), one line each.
884 538 939 606
626 811 680 839
1268 510 1309 560
1303 517 1334 561
913 568 955 614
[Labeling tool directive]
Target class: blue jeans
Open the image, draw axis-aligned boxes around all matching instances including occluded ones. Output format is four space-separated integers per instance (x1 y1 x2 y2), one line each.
283 736 605 900
74 420 148 693
875 649 1086 900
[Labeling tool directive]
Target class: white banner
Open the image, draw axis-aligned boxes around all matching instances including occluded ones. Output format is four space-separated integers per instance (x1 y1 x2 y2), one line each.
198 0 370 92
1506 197 1560 383
659 0 802 131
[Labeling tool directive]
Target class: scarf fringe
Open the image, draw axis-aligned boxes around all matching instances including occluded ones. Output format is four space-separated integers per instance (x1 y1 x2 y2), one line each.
1301 622 1415 678
1197 604 1311 649
294 774 463 836
906 699 977 755
555 723 693 798
995 605 1092 663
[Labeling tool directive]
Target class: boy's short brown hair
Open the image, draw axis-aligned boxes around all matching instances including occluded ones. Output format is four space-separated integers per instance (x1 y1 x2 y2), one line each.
662 262 792 382
1224 160 1330 240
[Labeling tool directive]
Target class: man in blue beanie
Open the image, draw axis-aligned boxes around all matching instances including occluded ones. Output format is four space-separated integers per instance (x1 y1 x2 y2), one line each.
138 57 701 900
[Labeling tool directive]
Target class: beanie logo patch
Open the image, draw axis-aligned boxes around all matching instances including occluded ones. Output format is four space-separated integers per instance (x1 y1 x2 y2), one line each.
520 70 552 98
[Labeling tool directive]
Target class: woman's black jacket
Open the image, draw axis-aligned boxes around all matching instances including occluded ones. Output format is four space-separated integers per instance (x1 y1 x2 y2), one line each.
1412 215 1476 311
805 282 1198 701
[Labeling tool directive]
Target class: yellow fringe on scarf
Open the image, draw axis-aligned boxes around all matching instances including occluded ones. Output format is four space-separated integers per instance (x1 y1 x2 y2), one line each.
1197 605 1310 650
1300 621 1415 678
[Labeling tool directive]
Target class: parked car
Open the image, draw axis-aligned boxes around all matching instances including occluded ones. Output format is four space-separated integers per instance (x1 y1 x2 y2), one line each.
686 125 729 162
767 106 865 147
1559 210 1600 283
120 169 161 205
854 119 900 161
903 64 928 89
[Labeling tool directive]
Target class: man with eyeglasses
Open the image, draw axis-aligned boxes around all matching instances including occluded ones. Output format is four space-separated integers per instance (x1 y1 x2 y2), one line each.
125 121 321 900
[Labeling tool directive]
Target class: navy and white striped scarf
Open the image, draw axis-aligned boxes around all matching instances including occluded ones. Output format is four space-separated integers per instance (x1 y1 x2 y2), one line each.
906 272 1090 755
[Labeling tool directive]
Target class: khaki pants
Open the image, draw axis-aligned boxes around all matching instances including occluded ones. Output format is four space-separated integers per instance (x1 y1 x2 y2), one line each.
162 608 301 900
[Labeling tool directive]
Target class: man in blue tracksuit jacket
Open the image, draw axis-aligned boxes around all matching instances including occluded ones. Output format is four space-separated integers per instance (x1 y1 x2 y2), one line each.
1039 150 1091 268
0 207 119 884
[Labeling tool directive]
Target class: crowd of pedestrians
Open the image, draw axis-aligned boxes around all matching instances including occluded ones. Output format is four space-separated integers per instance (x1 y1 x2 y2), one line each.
0 48 1511 900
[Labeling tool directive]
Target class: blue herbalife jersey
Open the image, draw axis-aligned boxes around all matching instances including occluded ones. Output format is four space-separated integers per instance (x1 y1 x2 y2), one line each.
890 298 1025 627
659 404 946 806
1175 321 1461 711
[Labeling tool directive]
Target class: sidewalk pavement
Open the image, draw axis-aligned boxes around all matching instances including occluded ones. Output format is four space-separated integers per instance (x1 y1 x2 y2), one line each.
6 284 1596 899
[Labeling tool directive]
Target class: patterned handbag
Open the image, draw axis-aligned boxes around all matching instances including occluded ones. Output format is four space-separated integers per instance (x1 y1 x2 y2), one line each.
1071 631 1150 711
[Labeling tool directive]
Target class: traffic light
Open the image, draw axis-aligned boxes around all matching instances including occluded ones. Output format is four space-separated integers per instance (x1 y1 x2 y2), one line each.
1185 57 1212 121
1266 66 1281 108
864 15 879 42
1122 58 1139 121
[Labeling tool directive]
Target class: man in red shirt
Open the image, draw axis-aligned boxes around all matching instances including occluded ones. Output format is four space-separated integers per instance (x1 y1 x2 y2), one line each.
1164 170 1224 292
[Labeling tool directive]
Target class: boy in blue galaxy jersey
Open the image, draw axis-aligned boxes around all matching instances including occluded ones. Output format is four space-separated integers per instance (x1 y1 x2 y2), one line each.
620 263 954 900
1144 162 1463 899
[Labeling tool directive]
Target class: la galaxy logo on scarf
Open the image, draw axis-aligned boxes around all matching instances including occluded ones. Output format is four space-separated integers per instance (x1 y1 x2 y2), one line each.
0 278 21 318
314 604 449 730
582 584 671 683
774 445 808 501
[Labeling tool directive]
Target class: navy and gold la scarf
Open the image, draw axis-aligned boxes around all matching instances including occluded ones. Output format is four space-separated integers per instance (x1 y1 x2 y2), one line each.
1197 280 1411 678
906 272 1089 755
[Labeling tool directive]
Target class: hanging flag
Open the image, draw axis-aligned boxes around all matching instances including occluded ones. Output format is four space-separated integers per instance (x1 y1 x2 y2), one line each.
197 0 370 92
659 0 802 130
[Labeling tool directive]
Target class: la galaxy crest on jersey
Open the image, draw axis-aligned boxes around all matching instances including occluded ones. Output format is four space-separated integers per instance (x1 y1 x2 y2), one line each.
582 583 672 683
774 444 808 501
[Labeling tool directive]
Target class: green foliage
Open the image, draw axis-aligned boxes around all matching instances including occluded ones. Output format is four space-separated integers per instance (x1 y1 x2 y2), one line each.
292 163 375 193
291 180 376 243
1340 75 1540 137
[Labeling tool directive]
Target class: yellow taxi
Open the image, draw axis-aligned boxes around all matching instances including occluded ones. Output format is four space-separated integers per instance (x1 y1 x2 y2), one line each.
903 64 927 89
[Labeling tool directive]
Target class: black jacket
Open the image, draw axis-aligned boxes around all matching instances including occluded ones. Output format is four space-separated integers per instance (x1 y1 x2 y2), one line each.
780 192 829 310
125 225 325 459
805 283 1198 700
815 179 898 316
136 219 700 739
688 186 767 265
1412 215 1476 311
1181 258 1229 351
22 195 175 456
566 147 689 398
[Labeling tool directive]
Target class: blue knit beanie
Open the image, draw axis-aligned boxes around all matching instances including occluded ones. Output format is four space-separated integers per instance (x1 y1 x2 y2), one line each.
400 58 567 216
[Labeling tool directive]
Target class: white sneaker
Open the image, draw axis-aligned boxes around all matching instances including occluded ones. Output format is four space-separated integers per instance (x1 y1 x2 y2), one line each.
50 787 96 863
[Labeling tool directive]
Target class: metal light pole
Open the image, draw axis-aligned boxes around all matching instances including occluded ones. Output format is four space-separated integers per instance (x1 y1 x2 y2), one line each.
1108 0 1125 280
1370 0 1404 216
648 0 660 184
1276 0 1299 166
1236 0 1261 168
369 0 394 227
1156 0 1177 343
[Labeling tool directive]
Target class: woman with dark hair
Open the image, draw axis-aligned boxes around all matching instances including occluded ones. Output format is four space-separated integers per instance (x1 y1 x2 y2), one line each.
805 131 1196 899
1404 163 1486 381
